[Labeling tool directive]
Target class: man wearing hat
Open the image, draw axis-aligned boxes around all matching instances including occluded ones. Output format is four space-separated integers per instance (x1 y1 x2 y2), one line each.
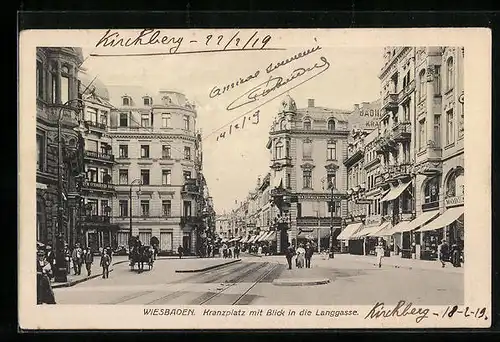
437 239 449 268
71 243 83 275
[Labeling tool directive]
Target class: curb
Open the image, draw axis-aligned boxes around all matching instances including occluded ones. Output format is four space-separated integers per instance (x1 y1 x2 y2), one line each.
247 253 263 258
273 278 330 286
175 259 241 273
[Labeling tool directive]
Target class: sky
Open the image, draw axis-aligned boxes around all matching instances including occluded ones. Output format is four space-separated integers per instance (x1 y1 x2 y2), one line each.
79 30 384 214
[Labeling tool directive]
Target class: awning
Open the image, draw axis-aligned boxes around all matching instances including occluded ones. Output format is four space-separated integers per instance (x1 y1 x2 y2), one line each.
417 207 464 232
298 228 331 240
380 182 411 202
352 223 387 239
240 236 248 243
256 231 270 242
272 175 283 188
337 223 363 240
265 231 277 241
384 220 410 235
399 210 440 233
369 222 392 237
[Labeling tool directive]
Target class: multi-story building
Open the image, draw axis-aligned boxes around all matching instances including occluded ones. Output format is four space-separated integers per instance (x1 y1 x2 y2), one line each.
267 96 350 254
215 214 230 240
36 47 85 249
107 86 204 255
78 71 118 253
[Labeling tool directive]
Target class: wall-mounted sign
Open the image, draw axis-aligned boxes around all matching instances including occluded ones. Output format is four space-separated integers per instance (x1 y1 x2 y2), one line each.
445 195 464 207
348 99 381 131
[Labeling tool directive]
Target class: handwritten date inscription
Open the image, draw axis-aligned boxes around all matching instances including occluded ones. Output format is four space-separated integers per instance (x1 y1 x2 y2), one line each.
216 110 260 141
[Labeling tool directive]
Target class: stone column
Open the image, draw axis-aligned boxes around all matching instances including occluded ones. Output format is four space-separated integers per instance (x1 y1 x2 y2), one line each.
426 65 435 146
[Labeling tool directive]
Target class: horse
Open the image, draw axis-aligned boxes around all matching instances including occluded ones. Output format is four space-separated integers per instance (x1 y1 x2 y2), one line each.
129 245 154 272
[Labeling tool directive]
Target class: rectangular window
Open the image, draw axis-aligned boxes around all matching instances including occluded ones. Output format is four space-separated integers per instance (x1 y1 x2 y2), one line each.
51 70 57 104
87 199 99 216
87 167 98 182
144 97 151 106
162 170 171 185
61 75 69 104
419 119 426 150
140 145 150 158
327 142 337 160
141 169 150 185
183 170 192 180
36 60 44 99
303 170 312 189
86 108 97 123
100 169 109 184
162 113 171 128
119 145 128 158
446 109 455 145
141 200 150 217
36 132 44 171
327 172 336 189
100 112 108 126
141 114 150 127
100 143 110 155
297 203 302 217
101 200 109 216
302 141 312 159
119 113 128 127
162 145 172 159
119 200 129 217
162 200 172 217
434 115 441 147
87 139 98 152
183 201 192 217
119 169 128 185
184 115 190 130
286 173 291 188
285 140 290 158
434 65 441 95
184 146 191 160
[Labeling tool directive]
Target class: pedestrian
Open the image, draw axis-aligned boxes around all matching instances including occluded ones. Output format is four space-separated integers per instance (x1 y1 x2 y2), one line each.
451 243 461 267
285 243 295 270
178 245 184 259
227 248 232 258
84 248 94 276
45 245 55 270
64 244 71 274
296 244 306 268
375 238 385 268
305 242 314 268
437 239 449 268
36 249 56 304
72 243 83 275
100 249 111 279
234 244 240 259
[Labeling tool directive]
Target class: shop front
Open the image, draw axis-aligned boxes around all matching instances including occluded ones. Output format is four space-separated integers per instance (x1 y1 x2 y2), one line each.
337 222 363 253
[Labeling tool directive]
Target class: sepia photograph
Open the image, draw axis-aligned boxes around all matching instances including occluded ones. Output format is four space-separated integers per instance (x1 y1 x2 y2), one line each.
19 28 490 329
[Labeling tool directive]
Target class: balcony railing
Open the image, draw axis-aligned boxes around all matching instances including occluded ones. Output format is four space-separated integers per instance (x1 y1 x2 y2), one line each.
180 216 201 227
84 150 115 163
181 178 200 195
422 201 439 211
84 120 107 130
82 215 111 224
382 92 399 110
82 181 115 191
398 80 416 103
375 163 412 186
392 122 411 142
296 216 342 227
374 135 397 154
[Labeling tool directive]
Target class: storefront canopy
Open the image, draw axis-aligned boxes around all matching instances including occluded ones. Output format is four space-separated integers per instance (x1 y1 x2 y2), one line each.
247 235 257 243
368 222 392 237
399 210 440 233
256 232 270 242
380 182 411 202
417 207 464 232
352 222 388 239
337 222 363 240
383 220 410 235
265 231 277 241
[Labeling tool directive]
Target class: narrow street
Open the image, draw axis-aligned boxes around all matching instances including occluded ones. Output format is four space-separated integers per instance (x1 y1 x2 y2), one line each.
53 255 463 305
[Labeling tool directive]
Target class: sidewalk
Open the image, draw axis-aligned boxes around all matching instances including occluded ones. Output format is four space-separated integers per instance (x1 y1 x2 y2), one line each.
174 258 241 273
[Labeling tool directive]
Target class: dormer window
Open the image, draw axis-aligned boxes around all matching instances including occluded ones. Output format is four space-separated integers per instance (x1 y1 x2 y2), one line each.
122 96 131 106
328 119 336 131
303 118 311 130
143 96 152 106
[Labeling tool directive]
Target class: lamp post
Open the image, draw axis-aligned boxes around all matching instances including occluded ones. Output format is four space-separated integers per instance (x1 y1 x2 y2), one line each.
129 179 142 249
55 98 85 283
329 179 335 259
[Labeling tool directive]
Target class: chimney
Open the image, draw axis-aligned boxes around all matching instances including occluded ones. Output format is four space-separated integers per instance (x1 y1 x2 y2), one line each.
308 99 315 107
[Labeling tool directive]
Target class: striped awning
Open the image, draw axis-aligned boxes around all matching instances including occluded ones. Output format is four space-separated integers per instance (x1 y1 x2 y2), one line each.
381 182 411 202
337 223 363 240
265 231 277 241
369 222 392 237
417 207 464 232
257 231 271 242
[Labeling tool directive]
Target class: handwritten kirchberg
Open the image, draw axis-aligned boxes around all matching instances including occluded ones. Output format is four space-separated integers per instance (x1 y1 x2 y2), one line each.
93 29 274 56
209 45 322 99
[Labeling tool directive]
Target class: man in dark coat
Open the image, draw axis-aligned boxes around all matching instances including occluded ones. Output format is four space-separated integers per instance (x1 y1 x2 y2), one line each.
178 245 184 259
305 242 314 268
84 248 94 276
37 249 56 304
285 243 295 270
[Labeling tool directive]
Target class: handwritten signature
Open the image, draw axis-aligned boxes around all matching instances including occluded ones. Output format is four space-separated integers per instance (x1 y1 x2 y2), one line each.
364 301 430 323
226 56 330 111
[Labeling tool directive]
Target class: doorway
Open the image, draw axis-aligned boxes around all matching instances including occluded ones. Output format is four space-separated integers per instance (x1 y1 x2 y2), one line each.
183 232 191 254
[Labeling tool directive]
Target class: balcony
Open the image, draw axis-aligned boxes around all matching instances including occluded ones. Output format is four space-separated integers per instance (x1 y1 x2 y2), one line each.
84 150 115 163
374 134 398 154
82 181 115 192
81 215 111 224
180 216 202 227
181 178 201 196
37 100 81 128
84 120 106 131
374 163 412 187
381 92 399 111
398 80 416 103
422 201 439 211
392 122 411 142
345 144 365 167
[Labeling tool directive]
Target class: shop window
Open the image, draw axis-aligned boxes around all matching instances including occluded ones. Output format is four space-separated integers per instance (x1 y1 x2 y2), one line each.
446 169 464 197
424 177 440 204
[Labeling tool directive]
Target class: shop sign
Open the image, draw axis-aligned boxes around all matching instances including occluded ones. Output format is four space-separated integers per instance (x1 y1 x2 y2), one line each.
445 195 464 207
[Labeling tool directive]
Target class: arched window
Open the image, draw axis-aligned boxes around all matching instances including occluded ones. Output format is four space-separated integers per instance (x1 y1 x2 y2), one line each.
328 119 335 131
419 69 426 100
276 141 283 159
446 168 464 197
280 119 286 130
446 57 454 91
303 118 311 130
424 177 440 204
122 96 131 106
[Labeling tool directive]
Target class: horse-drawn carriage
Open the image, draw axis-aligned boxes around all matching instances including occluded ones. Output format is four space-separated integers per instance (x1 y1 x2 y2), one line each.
129 236 154 272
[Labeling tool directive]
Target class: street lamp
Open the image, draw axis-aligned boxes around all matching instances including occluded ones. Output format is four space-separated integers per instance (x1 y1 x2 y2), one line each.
129 179 142 249
322 176 336 259
55 98 85 283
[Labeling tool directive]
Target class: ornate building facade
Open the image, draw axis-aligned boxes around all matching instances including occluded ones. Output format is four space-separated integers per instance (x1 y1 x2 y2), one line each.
36 47 85 248
267 97 350 253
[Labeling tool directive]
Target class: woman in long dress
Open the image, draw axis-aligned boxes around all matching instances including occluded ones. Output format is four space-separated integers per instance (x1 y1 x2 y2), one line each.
375 238 385 268
37 249 56 304
296 244 306 268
